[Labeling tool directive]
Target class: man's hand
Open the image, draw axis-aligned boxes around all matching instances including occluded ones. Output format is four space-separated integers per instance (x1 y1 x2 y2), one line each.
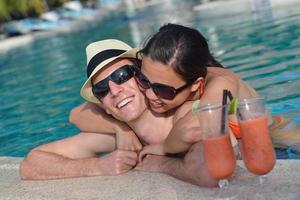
138 144 165 162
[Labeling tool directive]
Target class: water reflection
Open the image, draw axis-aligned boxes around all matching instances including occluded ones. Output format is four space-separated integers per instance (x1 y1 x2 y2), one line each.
250 0 273 22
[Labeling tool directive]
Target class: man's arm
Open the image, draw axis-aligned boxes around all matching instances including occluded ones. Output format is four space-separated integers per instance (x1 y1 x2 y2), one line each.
69 102 142 151
20 132 138 180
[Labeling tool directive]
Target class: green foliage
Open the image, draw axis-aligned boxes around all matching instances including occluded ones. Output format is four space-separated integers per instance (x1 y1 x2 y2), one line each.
6 0 29 14
0 0 97 23
0 0 10 21
29 0 45 14
0 0 63 22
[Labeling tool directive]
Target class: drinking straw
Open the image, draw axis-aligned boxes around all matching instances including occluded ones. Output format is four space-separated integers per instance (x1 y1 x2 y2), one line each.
227 90 233 101
221 90 228 133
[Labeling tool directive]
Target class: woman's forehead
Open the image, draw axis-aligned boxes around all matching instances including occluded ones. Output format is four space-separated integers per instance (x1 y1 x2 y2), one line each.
141 56 185 85
141 57 171 75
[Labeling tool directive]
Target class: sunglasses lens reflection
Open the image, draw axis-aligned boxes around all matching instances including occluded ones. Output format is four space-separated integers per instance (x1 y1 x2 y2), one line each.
135 70 177 100
136 72 150 89
153 85 175 100
92 65 134 99
92 81 109 99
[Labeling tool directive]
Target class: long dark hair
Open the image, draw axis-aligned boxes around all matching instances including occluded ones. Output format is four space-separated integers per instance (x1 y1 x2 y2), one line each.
138 23 223 82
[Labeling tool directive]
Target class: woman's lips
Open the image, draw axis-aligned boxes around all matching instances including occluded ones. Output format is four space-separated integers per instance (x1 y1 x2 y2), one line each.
149 101 163 109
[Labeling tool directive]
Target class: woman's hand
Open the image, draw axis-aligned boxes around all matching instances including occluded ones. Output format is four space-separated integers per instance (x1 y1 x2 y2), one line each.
115 124 143 151
138 144 165 162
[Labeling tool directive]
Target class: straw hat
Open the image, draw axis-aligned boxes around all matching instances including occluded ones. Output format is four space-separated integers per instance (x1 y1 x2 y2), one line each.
80 39 139 103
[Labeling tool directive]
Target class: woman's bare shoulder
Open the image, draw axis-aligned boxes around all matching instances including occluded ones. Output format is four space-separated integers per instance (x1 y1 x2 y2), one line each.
207 67 240 80
173 101 194 123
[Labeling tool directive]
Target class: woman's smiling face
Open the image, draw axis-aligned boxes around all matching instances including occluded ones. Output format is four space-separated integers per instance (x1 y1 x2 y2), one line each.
140 56 194 113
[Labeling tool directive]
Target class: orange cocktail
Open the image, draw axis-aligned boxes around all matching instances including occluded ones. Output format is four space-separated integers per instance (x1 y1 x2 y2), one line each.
203 134 236 179
239 115 276 175
195 102 236 186
237 97 276 178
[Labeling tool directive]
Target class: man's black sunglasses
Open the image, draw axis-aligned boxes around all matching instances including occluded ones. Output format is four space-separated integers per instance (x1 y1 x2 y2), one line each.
134 68 194 100
92 64 136 99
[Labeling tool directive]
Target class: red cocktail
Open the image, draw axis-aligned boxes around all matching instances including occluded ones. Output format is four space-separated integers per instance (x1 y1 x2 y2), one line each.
203 134 236 180
195 102 236 188
237 97 276 182
240 115 276 175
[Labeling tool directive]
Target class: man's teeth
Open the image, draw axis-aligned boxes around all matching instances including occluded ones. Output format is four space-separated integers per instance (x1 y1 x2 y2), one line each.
117 98 132 109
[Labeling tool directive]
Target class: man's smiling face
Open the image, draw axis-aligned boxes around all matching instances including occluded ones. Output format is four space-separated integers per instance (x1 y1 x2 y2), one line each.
92 58 147 122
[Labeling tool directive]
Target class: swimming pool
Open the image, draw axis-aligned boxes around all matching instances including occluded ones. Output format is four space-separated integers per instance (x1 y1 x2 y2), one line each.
0 0 299 158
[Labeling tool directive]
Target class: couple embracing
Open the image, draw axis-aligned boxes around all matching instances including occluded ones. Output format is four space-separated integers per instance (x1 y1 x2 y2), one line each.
20 23 299 187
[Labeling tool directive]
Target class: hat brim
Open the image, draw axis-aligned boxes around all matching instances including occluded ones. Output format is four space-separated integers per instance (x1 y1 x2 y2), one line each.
80 47 139 103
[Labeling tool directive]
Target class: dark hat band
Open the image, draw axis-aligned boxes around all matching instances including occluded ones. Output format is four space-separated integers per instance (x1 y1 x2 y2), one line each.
87 49 126 77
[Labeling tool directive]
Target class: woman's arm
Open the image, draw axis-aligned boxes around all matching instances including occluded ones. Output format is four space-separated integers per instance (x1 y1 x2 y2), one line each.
69 102 142 151
152 77 240 155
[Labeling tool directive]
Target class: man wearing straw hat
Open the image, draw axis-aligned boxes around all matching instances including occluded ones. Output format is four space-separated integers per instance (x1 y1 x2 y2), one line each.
20 39 217 187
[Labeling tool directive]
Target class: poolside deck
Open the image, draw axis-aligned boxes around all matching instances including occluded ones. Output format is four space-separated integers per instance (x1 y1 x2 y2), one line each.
0 157 299 200
1 0 300 199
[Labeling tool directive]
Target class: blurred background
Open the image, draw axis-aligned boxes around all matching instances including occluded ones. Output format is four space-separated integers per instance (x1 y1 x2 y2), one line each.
0 0 299 158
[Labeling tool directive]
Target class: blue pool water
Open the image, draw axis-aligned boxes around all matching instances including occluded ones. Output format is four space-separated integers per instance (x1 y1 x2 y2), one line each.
0 0 299 158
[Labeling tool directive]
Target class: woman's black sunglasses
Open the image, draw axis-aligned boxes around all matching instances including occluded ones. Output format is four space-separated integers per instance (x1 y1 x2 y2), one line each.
134 68 194 100
92 64 136 99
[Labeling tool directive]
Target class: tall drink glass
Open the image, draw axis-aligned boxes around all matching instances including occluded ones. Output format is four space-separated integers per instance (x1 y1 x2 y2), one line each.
237 97 276 183
195 103 236 188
